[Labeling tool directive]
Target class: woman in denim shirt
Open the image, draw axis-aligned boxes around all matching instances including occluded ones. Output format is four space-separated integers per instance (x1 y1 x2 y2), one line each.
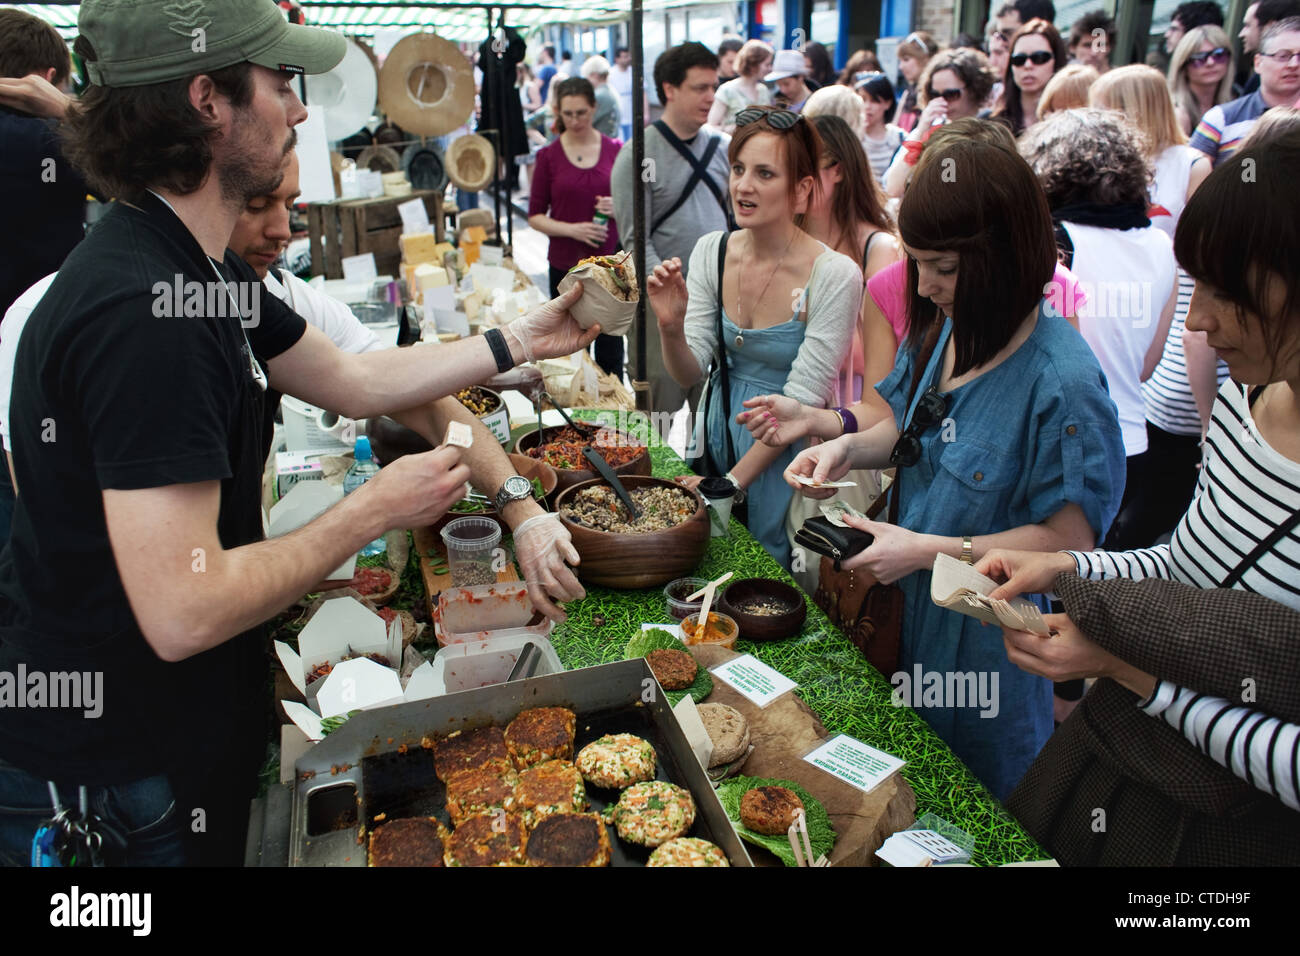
743 139 1126 799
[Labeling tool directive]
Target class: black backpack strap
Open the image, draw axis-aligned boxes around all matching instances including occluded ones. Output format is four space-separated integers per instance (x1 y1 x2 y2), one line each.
650 121 733 233
713 231 737 467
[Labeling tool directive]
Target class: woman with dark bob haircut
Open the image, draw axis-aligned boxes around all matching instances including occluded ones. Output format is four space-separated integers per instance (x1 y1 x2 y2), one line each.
763 139 1126 799
981 130 1300 864
647 108 863 568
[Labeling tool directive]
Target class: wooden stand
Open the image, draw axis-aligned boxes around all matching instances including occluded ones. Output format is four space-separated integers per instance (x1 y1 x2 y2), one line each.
690 643 917 866
307 190 445 279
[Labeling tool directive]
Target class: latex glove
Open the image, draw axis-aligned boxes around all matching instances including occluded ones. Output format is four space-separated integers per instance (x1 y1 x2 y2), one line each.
737 393 812 446
646 257 687 339
505 282 601 364
976 548 1077 602
513 512 585 622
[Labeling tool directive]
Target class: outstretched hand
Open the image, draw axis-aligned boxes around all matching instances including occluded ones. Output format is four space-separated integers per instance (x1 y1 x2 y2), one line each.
646 258 688 338
506 281 601 363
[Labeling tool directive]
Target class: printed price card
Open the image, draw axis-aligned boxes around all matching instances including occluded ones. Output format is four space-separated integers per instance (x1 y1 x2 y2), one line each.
803 733 905 794
397 199 430 234
709 654 797 708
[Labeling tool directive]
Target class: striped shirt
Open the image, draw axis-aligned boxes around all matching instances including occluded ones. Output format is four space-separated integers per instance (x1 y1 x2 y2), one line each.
1189 91 1268 168
1068 380 1300 809
862 125 904 182
1141 267 1230 436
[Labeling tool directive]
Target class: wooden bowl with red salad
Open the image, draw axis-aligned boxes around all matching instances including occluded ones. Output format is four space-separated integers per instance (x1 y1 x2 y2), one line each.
514 423 651 498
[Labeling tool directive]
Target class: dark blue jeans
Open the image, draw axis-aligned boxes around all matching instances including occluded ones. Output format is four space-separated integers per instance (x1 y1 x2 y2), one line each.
0 757 184 866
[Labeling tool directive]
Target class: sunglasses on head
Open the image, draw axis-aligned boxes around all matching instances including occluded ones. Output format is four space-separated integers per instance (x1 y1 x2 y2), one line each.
1188 46 1230 66
1010 50 1054 67
889 386 950 468
735 107 803 130
927 86 965 102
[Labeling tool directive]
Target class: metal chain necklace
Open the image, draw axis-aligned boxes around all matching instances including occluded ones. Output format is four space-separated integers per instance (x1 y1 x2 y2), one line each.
734 229 797 348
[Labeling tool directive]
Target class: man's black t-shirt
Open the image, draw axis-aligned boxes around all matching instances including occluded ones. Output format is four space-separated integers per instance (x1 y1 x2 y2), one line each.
0 107 91 317
0 192 306 784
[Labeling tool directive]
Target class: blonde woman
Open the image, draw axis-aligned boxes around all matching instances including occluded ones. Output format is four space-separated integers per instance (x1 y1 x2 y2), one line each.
894 31 939 132
1167 25 1235 135
803 83 867 138
709 39 774 132
1036 63 1099 118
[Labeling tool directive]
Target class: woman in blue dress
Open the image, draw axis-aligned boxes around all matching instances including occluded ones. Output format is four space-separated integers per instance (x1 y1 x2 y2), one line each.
645 107 863 567
743 137 1126 799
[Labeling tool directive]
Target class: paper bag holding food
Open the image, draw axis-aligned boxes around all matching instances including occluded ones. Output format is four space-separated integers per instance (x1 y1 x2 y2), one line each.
557 254 638 336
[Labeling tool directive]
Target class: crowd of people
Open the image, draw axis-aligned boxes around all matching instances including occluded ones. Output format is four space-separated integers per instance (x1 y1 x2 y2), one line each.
0 0 1297 867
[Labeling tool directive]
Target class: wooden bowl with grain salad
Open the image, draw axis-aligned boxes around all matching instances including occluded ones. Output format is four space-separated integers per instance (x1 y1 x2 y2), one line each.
554 476 710 588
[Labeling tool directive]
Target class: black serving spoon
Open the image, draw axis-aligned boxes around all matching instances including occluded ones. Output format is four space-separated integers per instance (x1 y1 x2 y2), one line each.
539 391 640 520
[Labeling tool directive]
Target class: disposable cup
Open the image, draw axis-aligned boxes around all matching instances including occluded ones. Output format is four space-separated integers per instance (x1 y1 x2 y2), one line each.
698 477 736 537
440 516 502 588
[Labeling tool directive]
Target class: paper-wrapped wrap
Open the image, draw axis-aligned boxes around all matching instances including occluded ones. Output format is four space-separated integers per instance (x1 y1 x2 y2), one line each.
558 255 638 336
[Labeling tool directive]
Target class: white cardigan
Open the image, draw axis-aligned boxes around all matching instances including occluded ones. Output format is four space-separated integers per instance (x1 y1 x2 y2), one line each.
681 230 863 408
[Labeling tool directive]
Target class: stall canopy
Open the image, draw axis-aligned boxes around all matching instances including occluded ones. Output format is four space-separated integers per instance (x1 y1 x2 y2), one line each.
14 0 696 42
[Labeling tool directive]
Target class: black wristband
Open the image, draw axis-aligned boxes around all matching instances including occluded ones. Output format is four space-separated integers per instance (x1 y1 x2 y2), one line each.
484 327 513 374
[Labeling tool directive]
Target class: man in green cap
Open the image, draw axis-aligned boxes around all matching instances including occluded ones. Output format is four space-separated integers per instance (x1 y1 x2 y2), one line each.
0 0 597 866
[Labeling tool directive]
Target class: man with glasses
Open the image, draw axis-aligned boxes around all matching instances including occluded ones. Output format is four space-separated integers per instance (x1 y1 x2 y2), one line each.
611 42 730 438
1191 17 1300 165
1237 1 1300 95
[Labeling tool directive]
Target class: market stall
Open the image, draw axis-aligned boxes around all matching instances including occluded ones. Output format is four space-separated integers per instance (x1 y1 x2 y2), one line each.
253 409 1045 868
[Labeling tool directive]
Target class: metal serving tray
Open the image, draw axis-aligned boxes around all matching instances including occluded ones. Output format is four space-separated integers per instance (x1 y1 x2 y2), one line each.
288 659 752 866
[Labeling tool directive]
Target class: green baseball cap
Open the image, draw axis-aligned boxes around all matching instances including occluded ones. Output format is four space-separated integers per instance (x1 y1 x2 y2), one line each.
78 0 346 88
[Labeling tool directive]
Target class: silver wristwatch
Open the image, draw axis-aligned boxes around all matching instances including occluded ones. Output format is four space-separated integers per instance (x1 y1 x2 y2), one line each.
494 475 533 512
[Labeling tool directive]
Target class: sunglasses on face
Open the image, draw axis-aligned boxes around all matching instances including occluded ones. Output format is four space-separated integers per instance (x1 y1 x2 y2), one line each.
889 386 950 468
735 107 803 130
1188 46 1230 66
1010 50 1054 67
927 87 965 102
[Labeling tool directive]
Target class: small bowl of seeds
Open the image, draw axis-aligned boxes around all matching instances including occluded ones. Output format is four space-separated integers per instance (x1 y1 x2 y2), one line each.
719 578 806 642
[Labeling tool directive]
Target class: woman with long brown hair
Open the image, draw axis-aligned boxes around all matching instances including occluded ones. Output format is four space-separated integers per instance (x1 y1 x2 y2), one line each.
803 114 900 402
992 18 1068 135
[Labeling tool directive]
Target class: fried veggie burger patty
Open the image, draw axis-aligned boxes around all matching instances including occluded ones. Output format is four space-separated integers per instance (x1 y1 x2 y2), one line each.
525 813 612 867
443 811 527 867
367 818 449 867
433 726 511 782
609 780 695 847
739 785 805 836
575 733 657 789
513 760 590 827
504 706 577 769
645 648 698 691
646 837 729 867
444 766 518 826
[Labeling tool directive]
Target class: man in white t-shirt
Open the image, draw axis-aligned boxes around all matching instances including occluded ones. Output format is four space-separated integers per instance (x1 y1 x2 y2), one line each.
1 151 582 619
609 47 635 142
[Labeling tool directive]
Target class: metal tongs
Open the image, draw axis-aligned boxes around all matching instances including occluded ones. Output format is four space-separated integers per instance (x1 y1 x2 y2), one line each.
539 391 640 520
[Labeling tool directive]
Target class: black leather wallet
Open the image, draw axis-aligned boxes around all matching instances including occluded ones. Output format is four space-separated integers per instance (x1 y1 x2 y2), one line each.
794 516 874 569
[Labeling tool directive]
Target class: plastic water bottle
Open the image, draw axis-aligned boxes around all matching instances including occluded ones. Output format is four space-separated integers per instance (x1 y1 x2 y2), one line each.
343 436 387 556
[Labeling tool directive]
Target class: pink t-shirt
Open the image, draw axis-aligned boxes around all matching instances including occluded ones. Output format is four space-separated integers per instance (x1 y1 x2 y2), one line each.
865 259 1087 341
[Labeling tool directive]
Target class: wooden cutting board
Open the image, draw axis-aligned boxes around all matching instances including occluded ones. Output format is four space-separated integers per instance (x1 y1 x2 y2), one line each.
691 643 916 867
412 524 520 621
